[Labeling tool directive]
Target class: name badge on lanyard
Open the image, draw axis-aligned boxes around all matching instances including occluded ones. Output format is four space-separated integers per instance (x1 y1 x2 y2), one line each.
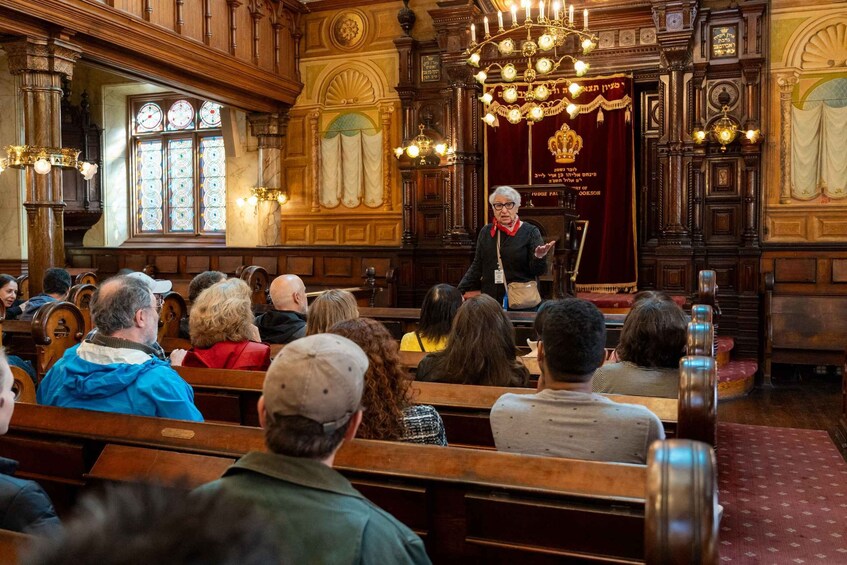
494 269 505 284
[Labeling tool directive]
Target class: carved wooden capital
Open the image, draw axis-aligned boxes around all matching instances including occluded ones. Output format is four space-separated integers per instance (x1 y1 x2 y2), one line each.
2 37 81 79
776 71 799 95
248 110 291 140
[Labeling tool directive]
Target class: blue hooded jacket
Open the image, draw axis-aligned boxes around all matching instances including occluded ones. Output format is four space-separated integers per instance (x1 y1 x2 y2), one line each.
19 294 57 321
37 343 203 422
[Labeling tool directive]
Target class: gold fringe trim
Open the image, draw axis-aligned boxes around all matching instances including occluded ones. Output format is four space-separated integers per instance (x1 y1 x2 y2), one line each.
575 283 638 294
491 95 632 120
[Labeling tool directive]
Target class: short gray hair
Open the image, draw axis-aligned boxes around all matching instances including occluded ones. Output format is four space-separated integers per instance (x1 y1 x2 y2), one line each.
488 185 521 207
91 276 155 336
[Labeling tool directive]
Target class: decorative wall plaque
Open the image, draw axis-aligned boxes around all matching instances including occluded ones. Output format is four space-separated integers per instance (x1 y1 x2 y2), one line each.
711 25 737 58
421 54 441 82
330 10 367 51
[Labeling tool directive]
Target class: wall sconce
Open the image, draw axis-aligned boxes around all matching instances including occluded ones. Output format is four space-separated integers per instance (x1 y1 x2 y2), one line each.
236 186 288 207
393 124 454 167
691 106 761 152
0 145 98 180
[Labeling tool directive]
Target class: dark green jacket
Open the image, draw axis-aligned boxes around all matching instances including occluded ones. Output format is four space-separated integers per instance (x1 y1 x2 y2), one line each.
197 451 431 565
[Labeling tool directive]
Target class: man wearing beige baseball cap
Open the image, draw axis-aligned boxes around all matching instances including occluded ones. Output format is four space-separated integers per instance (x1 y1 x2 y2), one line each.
196 334 430 564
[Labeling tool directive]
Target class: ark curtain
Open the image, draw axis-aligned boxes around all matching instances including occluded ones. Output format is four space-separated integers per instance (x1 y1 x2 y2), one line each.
485 75 636 292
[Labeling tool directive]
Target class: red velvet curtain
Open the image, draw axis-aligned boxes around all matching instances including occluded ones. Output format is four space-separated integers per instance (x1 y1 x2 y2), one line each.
486 75 636 292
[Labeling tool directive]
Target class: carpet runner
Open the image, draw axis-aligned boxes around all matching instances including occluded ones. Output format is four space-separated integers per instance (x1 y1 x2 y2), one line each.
717 423 847 563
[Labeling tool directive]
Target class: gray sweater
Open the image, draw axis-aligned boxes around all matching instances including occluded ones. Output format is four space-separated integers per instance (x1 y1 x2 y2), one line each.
592 361 680 399
490 388 665 464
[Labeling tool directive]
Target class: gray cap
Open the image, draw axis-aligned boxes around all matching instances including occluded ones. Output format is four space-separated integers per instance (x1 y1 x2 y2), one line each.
126 272 172 295
263 334 368 433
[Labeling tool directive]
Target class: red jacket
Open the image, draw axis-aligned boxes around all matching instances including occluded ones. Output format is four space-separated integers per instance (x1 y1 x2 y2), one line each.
182 341 270 371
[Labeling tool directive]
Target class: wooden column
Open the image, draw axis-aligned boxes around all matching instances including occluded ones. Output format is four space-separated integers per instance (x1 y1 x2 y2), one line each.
3 36 80 295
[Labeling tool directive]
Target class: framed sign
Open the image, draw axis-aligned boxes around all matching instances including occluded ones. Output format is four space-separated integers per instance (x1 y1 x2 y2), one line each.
421 55 441 83
711 25 737 58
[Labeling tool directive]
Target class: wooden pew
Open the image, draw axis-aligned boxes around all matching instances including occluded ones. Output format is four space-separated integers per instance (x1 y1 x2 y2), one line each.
0 529 32 564
157 291 187 345
10 366 36 404
1 404 716 563
67 283 96 335
0 301 84 382
15 274 28 301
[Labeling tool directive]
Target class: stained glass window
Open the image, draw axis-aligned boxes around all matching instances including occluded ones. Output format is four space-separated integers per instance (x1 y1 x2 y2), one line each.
131 95 226 238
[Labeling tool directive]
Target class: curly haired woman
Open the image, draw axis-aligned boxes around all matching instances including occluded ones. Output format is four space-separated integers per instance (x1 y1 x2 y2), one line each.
328 317 447 446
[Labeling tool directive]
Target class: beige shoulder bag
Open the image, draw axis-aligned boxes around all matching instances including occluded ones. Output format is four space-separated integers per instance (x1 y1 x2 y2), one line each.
496 232 542 310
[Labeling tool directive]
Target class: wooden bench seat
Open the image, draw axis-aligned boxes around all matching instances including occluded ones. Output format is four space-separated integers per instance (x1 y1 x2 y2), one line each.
1 403 716 563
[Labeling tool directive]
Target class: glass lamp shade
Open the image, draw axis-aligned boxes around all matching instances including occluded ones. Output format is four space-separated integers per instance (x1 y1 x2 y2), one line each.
33 158 51 175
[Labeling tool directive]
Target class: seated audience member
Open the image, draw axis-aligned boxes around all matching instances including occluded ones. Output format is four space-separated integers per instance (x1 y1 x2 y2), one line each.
0 274 22 320
255 274 308 344
400 284 462 353
305 289 359 336
416 294 529 387
490 299 664 464
329 318 447 445
171 279 270 371
196 334 431 564
22 483 280 565
592 293 687 398
0 348 61 536
179 270 227 339
37 275 203 422
19 268 72 321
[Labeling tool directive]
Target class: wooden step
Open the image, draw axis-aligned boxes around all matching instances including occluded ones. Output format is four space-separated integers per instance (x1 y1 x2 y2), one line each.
717 359 757 401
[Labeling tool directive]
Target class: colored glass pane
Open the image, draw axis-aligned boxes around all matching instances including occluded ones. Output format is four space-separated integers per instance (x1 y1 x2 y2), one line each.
137 140 164 232
167 99 195 131
199 101 223 128
136 103 163 133
200 136 226 232
168 139 194 231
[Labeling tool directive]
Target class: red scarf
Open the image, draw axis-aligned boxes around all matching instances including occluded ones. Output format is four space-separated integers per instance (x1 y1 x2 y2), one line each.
490 217 522 237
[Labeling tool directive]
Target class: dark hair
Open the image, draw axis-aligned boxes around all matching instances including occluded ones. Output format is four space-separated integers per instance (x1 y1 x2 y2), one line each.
328 318 410 441
0 274 16 292
427 294 529 387
22 483 281 565
188 271 227 303
417 284 463 343
91 276 155 336
533 299 554 339
263 414 352 459
632 290 674 306
43 268 71 296
616 296 688 368
541 299 606 381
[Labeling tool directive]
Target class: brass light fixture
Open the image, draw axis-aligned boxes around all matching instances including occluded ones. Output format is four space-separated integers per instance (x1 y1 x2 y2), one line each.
691 106 762 152
467 1 597 127
393 124 454 166
0 145 98 180
237 186 289 207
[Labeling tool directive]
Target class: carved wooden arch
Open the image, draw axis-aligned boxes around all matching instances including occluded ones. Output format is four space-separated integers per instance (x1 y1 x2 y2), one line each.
316 61 392 108
782 13 847 71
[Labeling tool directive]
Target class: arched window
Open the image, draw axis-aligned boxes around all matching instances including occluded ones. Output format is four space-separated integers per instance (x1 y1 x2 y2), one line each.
130 95 226 239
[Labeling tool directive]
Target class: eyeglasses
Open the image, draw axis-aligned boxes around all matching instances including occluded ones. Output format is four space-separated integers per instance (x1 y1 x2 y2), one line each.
492 201 516 211
153 294 164 313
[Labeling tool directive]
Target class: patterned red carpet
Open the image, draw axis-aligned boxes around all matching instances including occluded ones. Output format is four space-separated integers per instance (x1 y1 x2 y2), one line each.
717 423 847 563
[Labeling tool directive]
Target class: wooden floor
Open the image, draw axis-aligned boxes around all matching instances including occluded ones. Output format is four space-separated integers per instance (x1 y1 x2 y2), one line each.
718 364 843 458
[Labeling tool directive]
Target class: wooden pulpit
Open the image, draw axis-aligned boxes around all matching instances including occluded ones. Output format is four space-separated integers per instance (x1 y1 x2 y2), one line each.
509 184 580 298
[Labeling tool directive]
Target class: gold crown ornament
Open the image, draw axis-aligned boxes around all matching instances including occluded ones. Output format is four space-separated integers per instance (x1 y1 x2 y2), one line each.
547 123 583 164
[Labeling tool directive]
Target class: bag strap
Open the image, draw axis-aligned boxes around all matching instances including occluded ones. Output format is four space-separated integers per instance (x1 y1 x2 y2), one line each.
496 231 509 287
415 331 427 352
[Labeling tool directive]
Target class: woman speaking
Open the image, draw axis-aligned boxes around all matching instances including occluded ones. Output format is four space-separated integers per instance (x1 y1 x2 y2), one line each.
458 186 555 310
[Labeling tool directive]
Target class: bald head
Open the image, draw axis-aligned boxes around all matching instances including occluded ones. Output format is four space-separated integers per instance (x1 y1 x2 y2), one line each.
270 275 308 315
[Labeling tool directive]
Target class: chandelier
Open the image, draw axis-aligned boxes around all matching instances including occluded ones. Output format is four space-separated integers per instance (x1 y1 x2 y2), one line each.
237 186 289 206
466 1 597 127
0 145 98 180
393 124 454 167
691 105 762 152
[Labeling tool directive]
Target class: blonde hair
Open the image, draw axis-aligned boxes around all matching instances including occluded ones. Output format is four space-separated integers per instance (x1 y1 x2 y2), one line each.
306 289 359 336
189 279 257 348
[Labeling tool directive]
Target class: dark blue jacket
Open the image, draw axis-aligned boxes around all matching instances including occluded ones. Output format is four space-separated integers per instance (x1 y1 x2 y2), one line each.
0 457 61 535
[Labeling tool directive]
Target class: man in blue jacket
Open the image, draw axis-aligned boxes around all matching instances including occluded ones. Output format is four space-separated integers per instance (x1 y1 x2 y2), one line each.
37 275 203 422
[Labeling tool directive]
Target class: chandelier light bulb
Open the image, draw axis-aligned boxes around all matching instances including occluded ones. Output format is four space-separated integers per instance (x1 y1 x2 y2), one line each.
529 105 545 122
0 160 5 173
507 108 522 124
483 113 497 126
501 64 518 82
568 82 584 97
479 92 494 105
247 195 258 206
581 38 596 54
536 57 553 74
277 193 288 205
498 38 515 55
33 157 51 175
405 144 420 158
503 87 519 103
574 60 589 76
538 34 555 51
566 103 578 118
236 197 245 207
467 52 481 67
474 70 488 84
434 142 447 155
80 161 98 181
534 85 551 100
719 130 732 142
394 146 405 158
